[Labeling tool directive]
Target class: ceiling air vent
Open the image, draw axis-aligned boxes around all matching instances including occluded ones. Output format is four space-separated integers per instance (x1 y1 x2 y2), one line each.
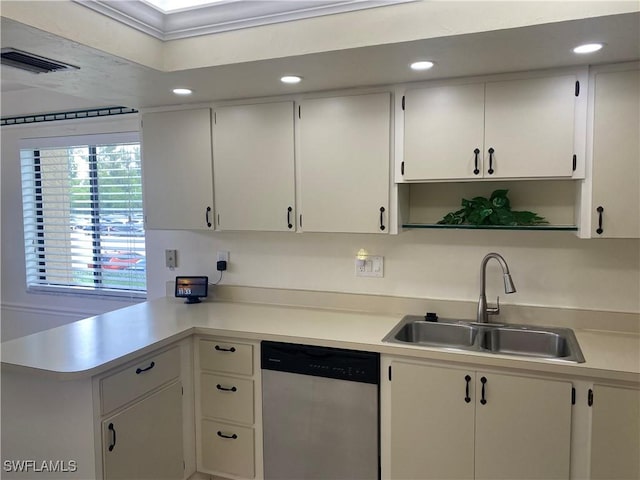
0 48 79 74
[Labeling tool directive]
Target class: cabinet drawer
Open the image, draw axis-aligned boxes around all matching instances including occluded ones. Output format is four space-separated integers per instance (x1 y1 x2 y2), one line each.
201 419 255 478
199 339 253 375
101 346 180 414
201 373 254 424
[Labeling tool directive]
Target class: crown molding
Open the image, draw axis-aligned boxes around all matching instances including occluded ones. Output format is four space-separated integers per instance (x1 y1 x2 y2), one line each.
74 0 414 41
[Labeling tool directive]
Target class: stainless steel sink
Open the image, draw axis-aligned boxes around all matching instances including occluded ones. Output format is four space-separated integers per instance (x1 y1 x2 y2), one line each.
391 320 478 347
383 315 585 363
480 327 580 360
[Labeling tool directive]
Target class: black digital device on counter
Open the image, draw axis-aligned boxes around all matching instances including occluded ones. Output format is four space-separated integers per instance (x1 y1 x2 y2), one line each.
175 276 208 304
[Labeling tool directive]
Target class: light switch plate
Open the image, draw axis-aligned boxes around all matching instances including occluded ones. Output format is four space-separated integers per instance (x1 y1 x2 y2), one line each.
355 255 383 278
165 249 177 268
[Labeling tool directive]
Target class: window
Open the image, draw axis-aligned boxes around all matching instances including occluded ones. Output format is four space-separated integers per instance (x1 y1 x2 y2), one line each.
20 133 146 297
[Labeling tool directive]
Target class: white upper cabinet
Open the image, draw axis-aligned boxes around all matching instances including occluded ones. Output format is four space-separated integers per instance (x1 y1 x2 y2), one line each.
586 66 640 238
403 73 580 181
213 102 295 232
299 92 391 233
404 83 485 180
484 75 577 179
142 109 214 230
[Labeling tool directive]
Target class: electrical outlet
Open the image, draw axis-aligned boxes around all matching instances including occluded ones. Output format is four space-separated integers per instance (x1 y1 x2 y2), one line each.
355 256 383 278
165 249 177 268
217 251 229 263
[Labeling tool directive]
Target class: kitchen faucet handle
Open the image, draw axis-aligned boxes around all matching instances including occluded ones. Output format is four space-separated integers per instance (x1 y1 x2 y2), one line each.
487 296 500 316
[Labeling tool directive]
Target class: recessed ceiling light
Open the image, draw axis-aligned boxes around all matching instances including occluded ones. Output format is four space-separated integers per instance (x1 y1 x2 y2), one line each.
573 43 604 54
172 88 193 95
280 75 302 84
410 61 435 71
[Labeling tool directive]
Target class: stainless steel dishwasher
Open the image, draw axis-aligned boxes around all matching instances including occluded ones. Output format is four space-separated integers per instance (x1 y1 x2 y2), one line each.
261 341 380 480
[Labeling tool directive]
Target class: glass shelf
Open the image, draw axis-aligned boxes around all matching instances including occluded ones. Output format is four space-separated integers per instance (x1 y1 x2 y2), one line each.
402 223 578 231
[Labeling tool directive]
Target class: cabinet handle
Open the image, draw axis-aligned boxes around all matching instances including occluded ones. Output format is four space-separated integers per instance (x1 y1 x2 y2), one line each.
216 384 237 392
135 361 155 374
108 423 117 452
596 206 604 235
205 206 212 228
214 345 236 353
487 148 495 175
464 375 472 403
480 376 487 405
379 207 386 231
473 148 480 175
217 431 238 440
287 206 293 229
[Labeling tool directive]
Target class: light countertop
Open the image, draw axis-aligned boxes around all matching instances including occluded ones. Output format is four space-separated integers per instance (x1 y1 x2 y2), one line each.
1 298 639 383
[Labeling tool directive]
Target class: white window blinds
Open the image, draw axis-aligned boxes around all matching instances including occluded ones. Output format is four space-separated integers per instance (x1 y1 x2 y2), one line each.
20 133 146 297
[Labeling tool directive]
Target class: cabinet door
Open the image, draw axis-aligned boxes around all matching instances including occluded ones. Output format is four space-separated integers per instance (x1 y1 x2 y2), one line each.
142 109 213 230
474 372 572 480
103 381 183 480
404 83 485 180
591 68 640 238
213 102 295 231
299 92 390 233
485 75 576 179
389 361 475 480
590 384 640 479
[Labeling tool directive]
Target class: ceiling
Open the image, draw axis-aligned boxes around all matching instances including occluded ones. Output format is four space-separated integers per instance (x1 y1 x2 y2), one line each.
1 7 639 116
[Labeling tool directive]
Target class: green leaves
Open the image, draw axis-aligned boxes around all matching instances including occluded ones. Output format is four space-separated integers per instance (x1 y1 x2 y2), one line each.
437 189 548 226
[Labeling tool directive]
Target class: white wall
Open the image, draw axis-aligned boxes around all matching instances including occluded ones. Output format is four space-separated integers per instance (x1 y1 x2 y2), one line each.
1 114 143 341
3 114 639 341
146 229 640 315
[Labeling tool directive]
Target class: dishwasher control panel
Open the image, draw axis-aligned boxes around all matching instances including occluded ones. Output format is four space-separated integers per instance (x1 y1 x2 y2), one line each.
261 341 379 384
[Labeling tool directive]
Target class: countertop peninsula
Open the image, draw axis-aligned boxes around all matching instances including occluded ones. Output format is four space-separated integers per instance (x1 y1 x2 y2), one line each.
2 297 639 383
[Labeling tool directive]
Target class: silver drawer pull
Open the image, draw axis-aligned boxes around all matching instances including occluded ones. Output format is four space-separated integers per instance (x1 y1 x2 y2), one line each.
216 384 237 392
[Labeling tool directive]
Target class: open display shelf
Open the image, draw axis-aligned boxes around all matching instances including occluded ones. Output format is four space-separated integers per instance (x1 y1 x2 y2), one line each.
402 223 578 231
399 180 580 233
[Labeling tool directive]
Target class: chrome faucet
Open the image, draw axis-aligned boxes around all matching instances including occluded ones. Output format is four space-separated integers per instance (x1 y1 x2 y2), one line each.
477 252 516 323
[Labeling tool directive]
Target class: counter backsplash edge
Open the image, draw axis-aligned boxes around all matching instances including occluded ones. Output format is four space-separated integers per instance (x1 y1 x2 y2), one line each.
164 282 639 334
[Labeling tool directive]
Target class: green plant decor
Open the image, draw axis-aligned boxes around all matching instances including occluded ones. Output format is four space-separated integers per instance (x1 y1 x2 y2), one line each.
437 189 548 226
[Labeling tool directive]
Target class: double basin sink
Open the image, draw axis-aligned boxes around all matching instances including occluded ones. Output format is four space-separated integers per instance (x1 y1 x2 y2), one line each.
383 315 585 363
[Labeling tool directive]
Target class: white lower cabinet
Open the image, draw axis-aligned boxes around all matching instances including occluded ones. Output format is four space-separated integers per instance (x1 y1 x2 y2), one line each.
382 357 573 480
589 384 640 479
201 419 255 478
102 382 183 480
98 343 192 480
195 337 262 480
0 339 193 480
